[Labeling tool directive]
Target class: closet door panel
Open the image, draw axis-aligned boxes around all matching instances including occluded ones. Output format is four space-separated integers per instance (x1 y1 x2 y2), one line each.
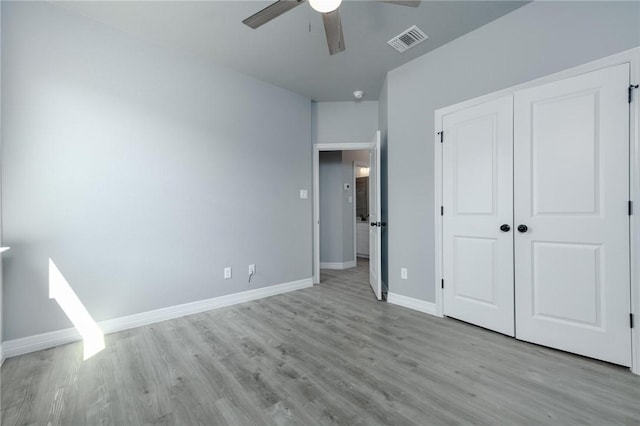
514 63 631 366
442 95 514 336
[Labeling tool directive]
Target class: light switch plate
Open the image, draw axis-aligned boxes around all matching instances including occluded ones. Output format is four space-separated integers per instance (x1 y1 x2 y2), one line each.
401 268 408 280
300 189 308 199
224 267 232 279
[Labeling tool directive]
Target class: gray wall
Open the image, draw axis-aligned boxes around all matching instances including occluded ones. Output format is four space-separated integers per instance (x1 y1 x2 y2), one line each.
1 2 312 341
342 150 370 168
319 151 344 264
387 0 640 302
342 150 369 262
312 101 378 144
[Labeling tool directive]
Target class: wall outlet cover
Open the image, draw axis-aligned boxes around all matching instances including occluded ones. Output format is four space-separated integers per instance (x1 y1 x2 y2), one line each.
401 268 408 280
224 267 232 279
300 189 308 199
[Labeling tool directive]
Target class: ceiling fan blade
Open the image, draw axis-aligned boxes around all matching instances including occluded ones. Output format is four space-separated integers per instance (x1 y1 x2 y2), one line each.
243 0 305 29
322 9 345 55
381 1 421 7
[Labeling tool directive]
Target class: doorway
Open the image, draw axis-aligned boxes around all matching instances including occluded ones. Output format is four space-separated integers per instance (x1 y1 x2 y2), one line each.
355 161 370 260
317 150 362 271
313 132 382 300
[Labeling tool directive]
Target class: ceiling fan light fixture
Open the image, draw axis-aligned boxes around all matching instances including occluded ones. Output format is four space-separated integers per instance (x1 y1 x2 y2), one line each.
309 0 342 13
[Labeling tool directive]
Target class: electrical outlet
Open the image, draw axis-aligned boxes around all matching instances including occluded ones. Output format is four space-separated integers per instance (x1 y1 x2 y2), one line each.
401 268 408 280
224 267 232 279
249 264 256 275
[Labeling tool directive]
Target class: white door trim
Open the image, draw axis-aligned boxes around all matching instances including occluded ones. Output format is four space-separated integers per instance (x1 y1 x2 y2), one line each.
313 142 372 284
434 46 640 374
352 161 357 264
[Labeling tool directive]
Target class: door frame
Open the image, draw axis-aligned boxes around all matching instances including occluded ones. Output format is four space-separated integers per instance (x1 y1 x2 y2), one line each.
313 142 372 284
434 47 640 374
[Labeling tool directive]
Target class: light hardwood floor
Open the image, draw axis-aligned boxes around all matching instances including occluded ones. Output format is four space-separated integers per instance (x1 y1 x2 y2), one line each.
2 260 640 425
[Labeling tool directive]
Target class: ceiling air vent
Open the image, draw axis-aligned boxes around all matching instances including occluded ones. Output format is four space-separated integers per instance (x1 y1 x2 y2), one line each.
388 25 428 52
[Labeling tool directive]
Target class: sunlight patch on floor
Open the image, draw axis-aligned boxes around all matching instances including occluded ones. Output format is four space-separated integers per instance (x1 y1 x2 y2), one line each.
49 258 105 360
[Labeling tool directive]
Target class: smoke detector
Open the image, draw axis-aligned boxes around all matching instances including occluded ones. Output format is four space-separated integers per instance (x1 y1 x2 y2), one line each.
353 90 364 100
388 25 428 52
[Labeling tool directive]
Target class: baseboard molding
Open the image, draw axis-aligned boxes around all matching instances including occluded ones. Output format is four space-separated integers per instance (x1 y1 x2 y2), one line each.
2 277 313 360
320 260 357 270
387 292 440 317
356 254 369 259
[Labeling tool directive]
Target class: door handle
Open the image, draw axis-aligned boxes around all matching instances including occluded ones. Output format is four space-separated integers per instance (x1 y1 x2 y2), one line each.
370 222 377 227
500 224 511 232
517 224 528 233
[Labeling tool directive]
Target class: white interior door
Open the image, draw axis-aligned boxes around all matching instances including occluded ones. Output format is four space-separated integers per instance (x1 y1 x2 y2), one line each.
369 131 382 300
514 64 631 366
442 96 515 336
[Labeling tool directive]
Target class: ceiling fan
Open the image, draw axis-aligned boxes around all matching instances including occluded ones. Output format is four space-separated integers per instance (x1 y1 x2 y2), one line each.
242 0 421 55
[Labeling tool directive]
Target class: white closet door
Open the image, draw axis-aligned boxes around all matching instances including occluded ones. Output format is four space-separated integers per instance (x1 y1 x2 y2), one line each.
442 96 515 336
514 64 631 366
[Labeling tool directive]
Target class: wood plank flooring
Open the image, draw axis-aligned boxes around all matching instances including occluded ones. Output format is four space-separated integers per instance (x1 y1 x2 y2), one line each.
2 259 639 425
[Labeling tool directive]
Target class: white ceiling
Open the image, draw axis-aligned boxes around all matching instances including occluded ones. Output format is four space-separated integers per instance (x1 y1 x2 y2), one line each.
57 1 528 101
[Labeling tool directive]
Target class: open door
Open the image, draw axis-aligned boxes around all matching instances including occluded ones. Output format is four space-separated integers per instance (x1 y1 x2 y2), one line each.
369 131 382 300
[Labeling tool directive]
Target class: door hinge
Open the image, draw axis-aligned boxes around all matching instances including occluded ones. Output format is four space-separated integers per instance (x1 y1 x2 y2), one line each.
631 313 635 329
438 131 443 143
441 206 444 216
629 201 633 216
441 278 444 289
630 84 639 103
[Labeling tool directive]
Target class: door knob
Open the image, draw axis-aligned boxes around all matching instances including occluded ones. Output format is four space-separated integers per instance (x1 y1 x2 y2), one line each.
370 222 377 227
517 224 528 233
500 224 511 232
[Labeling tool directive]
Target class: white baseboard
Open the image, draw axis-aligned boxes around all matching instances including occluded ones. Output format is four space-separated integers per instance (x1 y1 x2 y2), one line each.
320 260 357 270
387 292 441 317
2 277 313 360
